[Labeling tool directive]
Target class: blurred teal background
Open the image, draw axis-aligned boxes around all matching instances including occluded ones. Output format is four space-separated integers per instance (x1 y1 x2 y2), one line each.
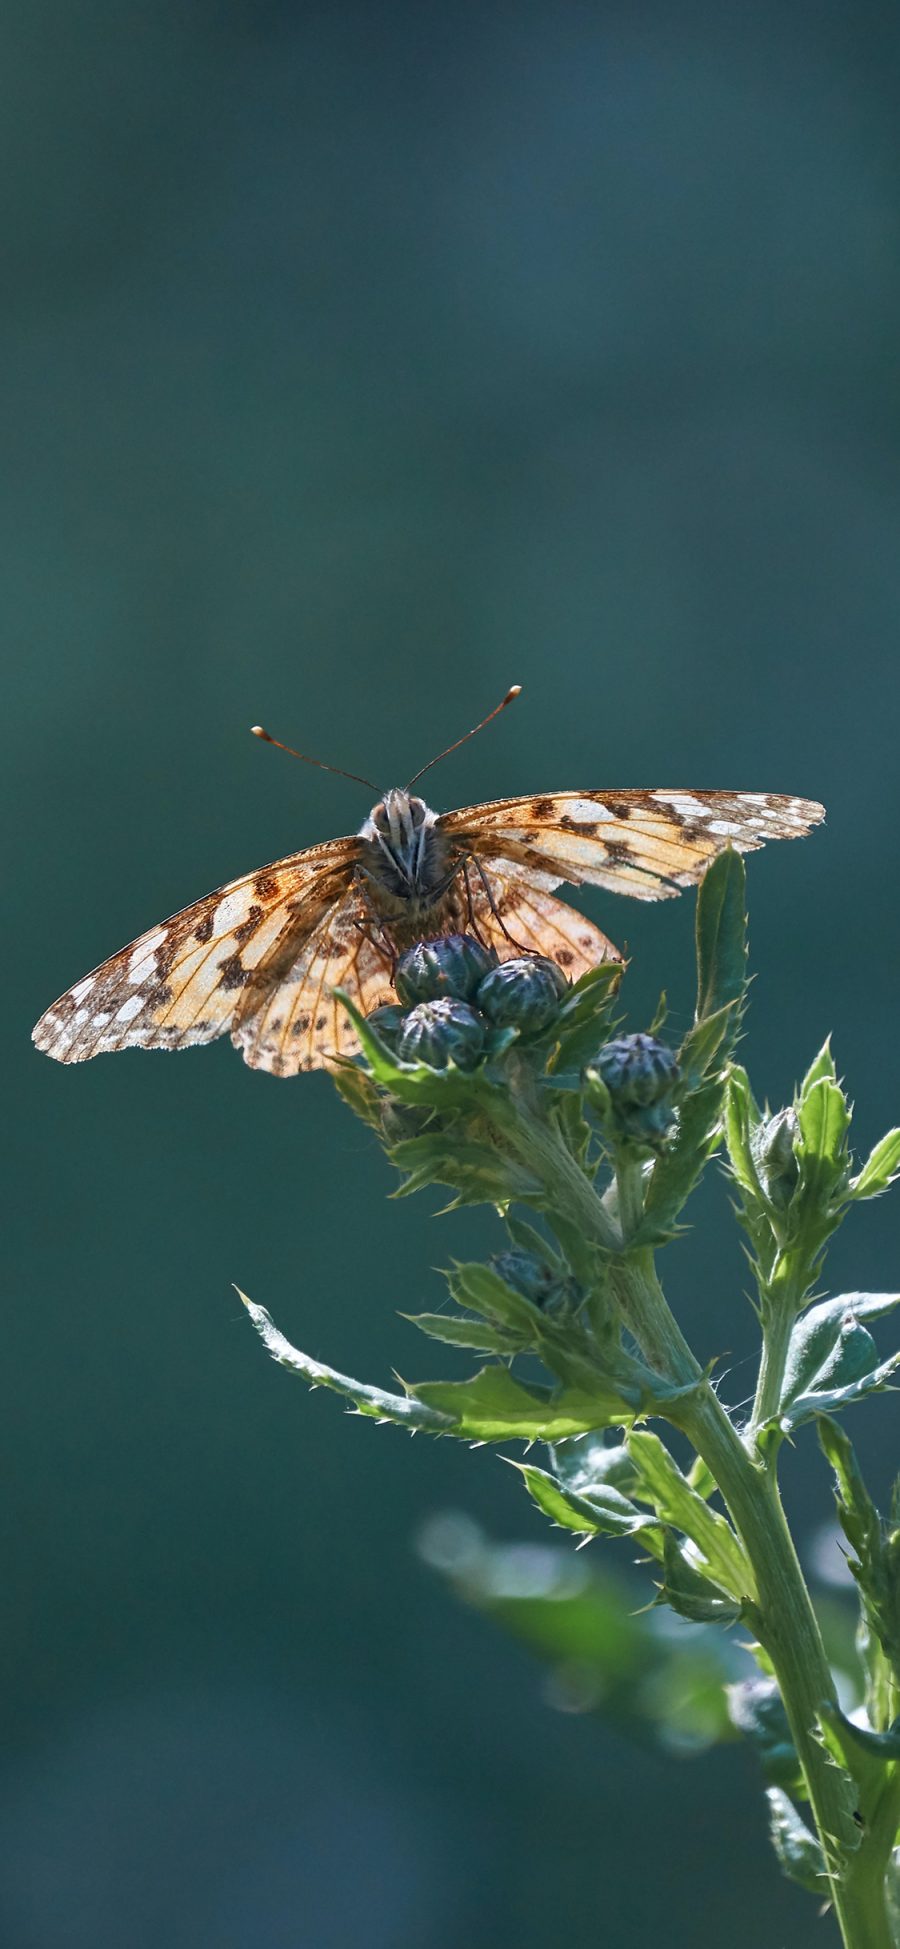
6 4 900 1943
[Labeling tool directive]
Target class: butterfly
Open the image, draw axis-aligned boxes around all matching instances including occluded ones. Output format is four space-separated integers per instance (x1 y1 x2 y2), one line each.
32 691 824 1077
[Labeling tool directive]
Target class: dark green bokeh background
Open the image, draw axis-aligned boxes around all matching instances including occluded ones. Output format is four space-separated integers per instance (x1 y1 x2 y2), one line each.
6 6 900 1944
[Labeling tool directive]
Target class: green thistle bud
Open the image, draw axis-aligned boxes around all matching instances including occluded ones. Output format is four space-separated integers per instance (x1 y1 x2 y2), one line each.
491 1248 580 1315
476 955 568 1034
365 1004 406 1050
397 998 486 1071
589 1032 680 1149
395 934 497 1007
753 1107 800 1209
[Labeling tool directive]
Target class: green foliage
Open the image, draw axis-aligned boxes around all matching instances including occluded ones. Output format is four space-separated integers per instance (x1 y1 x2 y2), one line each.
418 1512 740 1756
818 1419 900 1706
694 846 748 1034
244 855 900 1949
774 1294 900 1430
766 1789 828 1893
727 1679 801 1790
511 1461 662 1546
409 1365 639 1440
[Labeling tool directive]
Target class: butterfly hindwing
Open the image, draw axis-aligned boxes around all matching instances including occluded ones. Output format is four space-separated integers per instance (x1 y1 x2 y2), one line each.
465 861 622 980
232 885 396 1076
32 838 361 1063
441 790 825 900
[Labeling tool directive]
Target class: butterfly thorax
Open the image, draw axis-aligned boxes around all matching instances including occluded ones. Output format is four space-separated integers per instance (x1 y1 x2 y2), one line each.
357 789 463 938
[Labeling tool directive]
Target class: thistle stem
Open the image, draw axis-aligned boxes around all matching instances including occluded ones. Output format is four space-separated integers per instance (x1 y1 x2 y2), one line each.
490 1091 887 1949
750 1302 796 1432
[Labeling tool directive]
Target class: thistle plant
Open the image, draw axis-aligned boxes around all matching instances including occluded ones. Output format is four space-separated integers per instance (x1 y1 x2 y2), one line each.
242 852 900 1947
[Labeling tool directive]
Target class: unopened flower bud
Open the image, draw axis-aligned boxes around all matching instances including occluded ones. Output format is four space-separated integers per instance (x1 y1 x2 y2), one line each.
753 1107 800 1209
395 934 497 1007
476 955 568 1034
589 1032 680 1148
397 997 486 1071
491 1248 580 1316
365 1003 406 1050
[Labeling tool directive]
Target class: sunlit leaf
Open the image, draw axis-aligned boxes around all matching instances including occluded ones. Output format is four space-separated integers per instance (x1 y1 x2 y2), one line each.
694 848 748 1034
410 1365 639 1440
850 1128 900 1201
403 1312 529 1354
512 1461 662 1547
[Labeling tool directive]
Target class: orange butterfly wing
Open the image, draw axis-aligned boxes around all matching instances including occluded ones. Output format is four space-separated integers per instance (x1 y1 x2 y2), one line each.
32 838 361 1064
440 789 824 900
232 884 397 1076
464 861 622 979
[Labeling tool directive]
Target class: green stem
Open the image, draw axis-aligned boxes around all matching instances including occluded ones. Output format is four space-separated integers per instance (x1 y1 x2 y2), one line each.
493 1092 888 1948
845 1766 900 1944
751 1299 796 1432
615 1153 646 1246
750 1260 811 1435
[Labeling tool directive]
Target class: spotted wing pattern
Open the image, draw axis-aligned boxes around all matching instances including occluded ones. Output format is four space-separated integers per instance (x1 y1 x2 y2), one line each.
232 884 396 1076
465 861 622 980
32 838 361 1064
441 789 825 901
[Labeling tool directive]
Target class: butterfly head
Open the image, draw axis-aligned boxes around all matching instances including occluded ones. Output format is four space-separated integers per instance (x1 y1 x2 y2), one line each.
358 789 446 898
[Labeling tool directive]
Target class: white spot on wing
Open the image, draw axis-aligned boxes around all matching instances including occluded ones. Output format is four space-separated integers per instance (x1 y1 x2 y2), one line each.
71 977 94 1003
565 798 615 824
212 890 250 934
115 993 146 1024
652 792 707 818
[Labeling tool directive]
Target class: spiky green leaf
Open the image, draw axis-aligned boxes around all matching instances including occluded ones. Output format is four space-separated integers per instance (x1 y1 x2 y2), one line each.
778 1294 900 1429
766 1788 828 1893
512 1462 662 1545
850 1128 900 1201
694 848 748 1032
239 1292 453 1432
403 1313 529 1354
628 1430 752 1600
410 1365 638 1441
658 1531 744 1624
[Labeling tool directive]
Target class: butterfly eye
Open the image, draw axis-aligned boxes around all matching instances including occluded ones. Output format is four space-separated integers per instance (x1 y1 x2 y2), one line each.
371 803 390 835
408 797 427 829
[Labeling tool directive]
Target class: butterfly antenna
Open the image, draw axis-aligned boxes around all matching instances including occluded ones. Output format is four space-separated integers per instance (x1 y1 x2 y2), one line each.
251 726 378 794
406 684 522 790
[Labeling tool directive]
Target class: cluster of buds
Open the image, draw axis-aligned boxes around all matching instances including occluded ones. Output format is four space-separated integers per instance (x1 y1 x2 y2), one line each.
368 933 570 1072
586 1031 681 1152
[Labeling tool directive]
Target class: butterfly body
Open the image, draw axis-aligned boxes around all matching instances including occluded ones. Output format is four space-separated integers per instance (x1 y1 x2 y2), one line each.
33 782 824 1077
356 789 463 940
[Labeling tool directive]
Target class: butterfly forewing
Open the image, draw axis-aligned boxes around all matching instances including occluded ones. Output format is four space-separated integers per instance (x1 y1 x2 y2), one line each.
441 789 825 900
32 837 361 1064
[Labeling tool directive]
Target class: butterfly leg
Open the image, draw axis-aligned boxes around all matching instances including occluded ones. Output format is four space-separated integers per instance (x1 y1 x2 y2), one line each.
466 856 535 957
350 878 401 977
